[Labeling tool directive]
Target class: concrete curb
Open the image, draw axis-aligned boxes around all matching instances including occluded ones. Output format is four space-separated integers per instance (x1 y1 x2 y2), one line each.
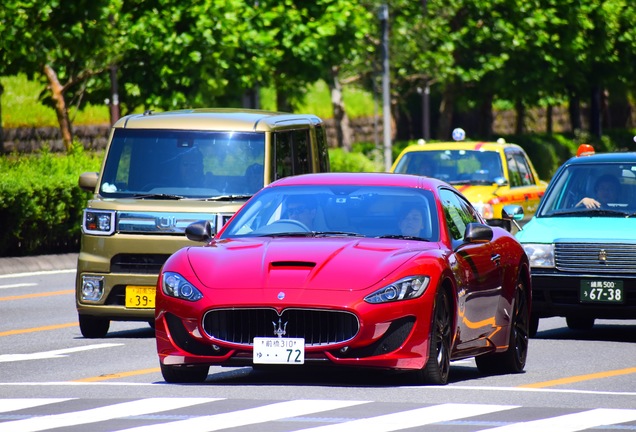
0 253 78 275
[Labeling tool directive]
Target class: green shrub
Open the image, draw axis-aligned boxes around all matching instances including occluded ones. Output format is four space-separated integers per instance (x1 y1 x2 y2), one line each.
0 145 103 256
328 147 383 173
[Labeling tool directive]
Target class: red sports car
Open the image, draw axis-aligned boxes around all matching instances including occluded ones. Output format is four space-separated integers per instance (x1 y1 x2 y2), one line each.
155 172 531 385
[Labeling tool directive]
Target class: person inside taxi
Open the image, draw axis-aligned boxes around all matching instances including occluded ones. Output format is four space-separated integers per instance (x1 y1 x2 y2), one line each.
576 174 620 209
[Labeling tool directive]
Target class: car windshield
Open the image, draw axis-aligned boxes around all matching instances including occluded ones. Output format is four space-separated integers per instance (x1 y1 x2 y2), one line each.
220 185 440 241
98 129 265 199
393 150 505 185
537 162 636 217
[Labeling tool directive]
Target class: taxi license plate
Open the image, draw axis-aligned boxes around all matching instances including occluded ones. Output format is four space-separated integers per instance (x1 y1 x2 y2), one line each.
125 286 156 309
580 280 624 304
253 337 305 365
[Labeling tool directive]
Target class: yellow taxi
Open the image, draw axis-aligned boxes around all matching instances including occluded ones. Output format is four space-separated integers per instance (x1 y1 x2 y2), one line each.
391 129 547 223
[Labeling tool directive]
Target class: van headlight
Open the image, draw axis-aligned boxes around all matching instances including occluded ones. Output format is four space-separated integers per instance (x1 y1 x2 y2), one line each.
82 209 116 235
522 244 555 268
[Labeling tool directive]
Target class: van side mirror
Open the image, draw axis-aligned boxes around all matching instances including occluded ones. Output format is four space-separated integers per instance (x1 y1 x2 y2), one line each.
78 172 99 192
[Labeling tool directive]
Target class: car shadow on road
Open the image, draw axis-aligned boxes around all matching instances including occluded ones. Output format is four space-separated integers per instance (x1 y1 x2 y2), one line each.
534 323 636 343
200 362 486 387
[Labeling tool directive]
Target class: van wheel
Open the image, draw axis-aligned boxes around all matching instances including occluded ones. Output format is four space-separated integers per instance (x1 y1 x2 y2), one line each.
79 315 110 338
161 363 209 383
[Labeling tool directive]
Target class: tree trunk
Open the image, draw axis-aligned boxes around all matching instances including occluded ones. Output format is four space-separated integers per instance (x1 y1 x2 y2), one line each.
546 104 553 135
329 67 353 151
478 93 493 139
515 99 525 135
43 64 73 152
589 85 602 138
0 81 4 150
437 84 455 140
568 93 582 132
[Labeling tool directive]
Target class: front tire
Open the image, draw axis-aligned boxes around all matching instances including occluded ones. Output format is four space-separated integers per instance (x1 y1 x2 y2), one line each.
475 275 529 375
160 363 209 383
78 315 110 338
415 288 452 385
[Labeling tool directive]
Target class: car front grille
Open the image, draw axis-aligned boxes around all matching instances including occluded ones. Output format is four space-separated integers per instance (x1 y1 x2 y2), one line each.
202 308 359 347
555 243 636 273
110 254 170 274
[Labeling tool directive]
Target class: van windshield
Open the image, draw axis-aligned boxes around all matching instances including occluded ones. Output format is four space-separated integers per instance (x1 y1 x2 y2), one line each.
99 129 265 198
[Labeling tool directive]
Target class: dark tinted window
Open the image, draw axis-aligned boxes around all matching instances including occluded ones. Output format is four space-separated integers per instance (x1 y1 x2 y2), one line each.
274 129 311 180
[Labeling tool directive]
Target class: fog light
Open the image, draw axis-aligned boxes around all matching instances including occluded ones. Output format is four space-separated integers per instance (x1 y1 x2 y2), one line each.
81 275 104 301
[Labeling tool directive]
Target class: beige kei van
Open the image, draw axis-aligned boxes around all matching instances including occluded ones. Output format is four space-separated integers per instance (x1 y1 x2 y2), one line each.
76 108 330 337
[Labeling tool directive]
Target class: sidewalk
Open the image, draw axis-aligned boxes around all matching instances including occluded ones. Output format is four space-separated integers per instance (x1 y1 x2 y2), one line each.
0 253 78 275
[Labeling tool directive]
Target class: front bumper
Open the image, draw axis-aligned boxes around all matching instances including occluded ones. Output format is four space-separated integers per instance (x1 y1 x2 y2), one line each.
531 270 636 319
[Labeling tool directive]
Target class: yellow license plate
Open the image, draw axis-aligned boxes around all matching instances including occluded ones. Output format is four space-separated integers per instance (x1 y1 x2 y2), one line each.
125 286 156 309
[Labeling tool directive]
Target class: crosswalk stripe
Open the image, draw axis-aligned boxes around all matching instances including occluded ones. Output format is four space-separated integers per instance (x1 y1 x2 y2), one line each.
291 403 518 431
114 399 371 432
477 408 636 431
0 399 72 414
0 398 221 432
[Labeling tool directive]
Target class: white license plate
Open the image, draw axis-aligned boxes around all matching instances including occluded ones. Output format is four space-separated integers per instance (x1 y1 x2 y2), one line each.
253 337 305 365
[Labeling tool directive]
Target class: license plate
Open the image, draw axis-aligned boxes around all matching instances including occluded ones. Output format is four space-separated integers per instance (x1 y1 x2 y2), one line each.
125 286 156 309
580 280 624 304
253 337 305 365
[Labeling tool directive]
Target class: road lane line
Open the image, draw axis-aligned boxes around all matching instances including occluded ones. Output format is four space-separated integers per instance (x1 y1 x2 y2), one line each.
0 269 75 279
0 322 77 337
0 397 220 432
477 408 636 431
114 399 370 432
518 366 636 388
0 343 123 362
73 367 161 382
0 289 74 301
0 399 72 413
0 283 37 289
290 403 518 432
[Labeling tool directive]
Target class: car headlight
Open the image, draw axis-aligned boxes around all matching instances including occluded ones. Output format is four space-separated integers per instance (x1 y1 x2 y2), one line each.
364 276 429 304
82 209 116 235
162 272 203 302
472 202 494 220
522 243 555 268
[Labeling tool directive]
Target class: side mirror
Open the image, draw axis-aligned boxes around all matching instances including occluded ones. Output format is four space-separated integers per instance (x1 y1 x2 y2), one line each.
78 172 99 192
502 205 524 231
464 222 494 243
185 220 214 243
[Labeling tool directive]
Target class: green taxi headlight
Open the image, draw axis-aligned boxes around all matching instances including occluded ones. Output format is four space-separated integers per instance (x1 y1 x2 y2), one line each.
522 243 555 268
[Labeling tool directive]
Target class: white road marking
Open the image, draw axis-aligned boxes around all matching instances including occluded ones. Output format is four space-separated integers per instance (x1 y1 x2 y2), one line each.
0 283 37 289
114 399 370 432
292 403 518 431
0 399 72 413
0 398 220 432
0 269 76 280
0 344 124 362
478 408 636 432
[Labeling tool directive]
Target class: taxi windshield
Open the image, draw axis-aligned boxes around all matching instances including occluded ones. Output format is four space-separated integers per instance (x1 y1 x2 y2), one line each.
538 162 636 217
393 150 505 185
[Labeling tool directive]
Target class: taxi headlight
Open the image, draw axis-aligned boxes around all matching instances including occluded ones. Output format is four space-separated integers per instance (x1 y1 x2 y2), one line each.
364 276 429 304
162 272 203 302
473 203 494 220
522 243 555 268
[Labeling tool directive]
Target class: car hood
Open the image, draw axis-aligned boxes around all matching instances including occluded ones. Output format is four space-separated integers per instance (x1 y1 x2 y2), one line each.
453 184 500 203
516 216 636 243
186 237 434 291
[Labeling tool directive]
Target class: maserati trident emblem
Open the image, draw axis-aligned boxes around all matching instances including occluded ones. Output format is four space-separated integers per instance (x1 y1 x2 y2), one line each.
277 292 285 300
598 249 607 262
272 318 288 338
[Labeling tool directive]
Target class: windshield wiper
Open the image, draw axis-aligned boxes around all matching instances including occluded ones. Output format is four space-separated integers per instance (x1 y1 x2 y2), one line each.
205 194 253 201
376 234 430 241
313 231 365 238
550 208 629 217
255 232 315 238
133 193 186 200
